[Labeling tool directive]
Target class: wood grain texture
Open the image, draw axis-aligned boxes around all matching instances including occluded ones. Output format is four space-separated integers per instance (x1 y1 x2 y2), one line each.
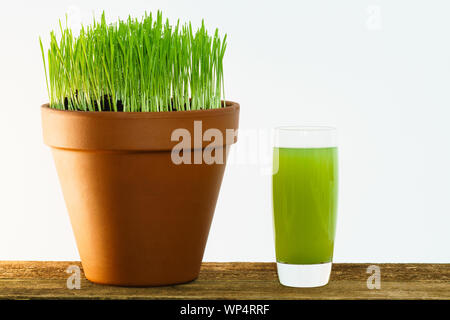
0 262 448 300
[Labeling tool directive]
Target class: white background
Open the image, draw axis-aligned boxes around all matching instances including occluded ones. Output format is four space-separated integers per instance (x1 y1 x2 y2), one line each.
0 0 449 262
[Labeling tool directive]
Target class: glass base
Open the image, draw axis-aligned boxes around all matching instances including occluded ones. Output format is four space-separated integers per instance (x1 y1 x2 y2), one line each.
276 262 332 288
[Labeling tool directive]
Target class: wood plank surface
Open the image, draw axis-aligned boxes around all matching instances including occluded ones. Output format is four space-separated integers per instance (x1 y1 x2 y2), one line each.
0 262 448 300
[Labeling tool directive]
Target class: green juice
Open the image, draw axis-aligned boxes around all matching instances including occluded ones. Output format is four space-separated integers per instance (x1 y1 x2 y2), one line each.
272 147 338 264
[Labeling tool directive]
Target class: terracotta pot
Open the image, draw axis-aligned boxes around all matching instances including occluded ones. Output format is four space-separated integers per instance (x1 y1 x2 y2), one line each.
41 102 239 286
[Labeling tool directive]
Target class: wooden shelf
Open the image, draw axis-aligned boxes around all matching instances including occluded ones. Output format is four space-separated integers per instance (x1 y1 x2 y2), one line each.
0 262 448 300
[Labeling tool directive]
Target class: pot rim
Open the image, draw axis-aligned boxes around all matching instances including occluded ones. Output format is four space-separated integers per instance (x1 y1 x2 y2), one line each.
40 101 239 119
41 100 240 151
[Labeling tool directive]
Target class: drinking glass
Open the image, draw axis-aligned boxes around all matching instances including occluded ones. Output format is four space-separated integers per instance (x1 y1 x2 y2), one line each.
272 126 338 287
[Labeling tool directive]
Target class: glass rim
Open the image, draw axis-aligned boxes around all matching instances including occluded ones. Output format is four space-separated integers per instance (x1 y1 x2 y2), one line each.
275 126 337 132
274 126 337 148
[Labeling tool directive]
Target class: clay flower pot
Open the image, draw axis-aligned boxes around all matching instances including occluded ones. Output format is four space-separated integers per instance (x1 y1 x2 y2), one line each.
41 102 239 286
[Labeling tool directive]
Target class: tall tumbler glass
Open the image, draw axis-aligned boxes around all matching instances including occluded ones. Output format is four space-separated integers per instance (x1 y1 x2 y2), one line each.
272 127 338 287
